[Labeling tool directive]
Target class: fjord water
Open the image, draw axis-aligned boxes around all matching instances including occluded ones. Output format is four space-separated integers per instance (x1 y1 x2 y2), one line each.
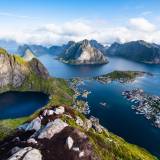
39 55 160 79
0 92 48 119
39 54 160 157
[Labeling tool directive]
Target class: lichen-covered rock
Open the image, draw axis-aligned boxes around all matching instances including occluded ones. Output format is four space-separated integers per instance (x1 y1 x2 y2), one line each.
27 138 38 144
90 116 102 133
19 117 41 132
22 148 42 160
7 147 32 160
38 119 68 139
76 116 84 127
83 119 92 131
10 146 21 155
66 136 74 150
8 147 42 160
54 106 65 115
47 109 54 116
79 151 85 158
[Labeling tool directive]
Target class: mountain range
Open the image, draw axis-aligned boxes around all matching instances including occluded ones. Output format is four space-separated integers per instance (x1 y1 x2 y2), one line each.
1 39 160 64
107 40 160 64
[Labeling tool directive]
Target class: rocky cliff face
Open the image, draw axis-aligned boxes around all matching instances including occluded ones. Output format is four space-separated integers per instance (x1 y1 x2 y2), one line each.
23 48 36 61
59 39 108 64
89 40 106 54
107 40 160 64
0 48 49 90
29 58 49 79
17 45 49 57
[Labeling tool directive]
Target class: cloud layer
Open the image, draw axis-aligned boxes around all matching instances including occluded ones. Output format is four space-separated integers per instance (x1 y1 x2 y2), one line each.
1 17 160 45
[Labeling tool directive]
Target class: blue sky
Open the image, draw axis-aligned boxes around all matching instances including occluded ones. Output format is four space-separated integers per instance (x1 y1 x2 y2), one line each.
0 0 160 45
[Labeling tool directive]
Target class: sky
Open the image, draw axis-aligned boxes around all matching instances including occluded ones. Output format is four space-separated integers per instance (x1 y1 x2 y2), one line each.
0 0 160 45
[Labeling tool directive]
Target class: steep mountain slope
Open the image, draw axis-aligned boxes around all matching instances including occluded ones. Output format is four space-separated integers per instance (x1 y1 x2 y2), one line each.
22 48 36 61
48 45 65 55
89 40 106 54
59 39 108 64
17 44 65 57
0 48 49 91
17 45 49 57
107 40 160 64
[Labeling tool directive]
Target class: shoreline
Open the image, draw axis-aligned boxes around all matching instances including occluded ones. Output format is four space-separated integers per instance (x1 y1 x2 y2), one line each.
122 88 160 128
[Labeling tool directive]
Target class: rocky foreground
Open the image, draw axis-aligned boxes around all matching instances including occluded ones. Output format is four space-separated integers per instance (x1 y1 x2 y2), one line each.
0 105 101 160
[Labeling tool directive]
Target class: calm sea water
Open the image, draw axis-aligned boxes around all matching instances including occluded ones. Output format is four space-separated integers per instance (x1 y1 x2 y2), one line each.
0 92 48 119
39 55 160 79
39 55 160 158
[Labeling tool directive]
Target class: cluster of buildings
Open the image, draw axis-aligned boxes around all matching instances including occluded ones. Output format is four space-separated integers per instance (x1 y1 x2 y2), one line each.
122 89 160 128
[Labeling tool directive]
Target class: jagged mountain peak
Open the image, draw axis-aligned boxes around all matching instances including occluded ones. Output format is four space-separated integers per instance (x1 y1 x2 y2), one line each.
23 48 36 61
59 39 108 64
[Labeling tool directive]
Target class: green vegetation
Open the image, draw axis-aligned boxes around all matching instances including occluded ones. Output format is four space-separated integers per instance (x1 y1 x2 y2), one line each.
13 54 26 65
105 70 145 80
0 117 28 141
0 73 74 139
94 70 149 84
0 60 74 140
0 48 8 55
87 130 158 160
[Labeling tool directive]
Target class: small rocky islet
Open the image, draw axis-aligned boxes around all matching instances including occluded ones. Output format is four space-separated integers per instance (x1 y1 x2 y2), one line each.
0 48 158 160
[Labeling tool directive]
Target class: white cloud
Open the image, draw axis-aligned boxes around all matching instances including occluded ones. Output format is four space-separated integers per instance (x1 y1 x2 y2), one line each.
1 17 160 45
129 17 156 32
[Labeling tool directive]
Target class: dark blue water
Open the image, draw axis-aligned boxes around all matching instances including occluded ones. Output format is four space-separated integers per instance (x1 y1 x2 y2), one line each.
0 92 48 119
38 55 160 158
78 80 160 157
39 55 160 79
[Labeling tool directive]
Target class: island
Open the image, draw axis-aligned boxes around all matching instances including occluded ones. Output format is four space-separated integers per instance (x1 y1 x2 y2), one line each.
122 88 160 128
59 39 108 65
0 48 158 160
93 70 152 84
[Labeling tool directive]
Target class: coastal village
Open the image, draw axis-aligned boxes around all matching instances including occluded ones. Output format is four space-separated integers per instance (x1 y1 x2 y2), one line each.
69 75 160 129
122 89 160 128
68 78 91 115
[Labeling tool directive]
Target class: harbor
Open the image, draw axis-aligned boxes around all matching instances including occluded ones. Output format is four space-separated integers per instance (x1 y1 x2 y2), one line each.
122 88 160 128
